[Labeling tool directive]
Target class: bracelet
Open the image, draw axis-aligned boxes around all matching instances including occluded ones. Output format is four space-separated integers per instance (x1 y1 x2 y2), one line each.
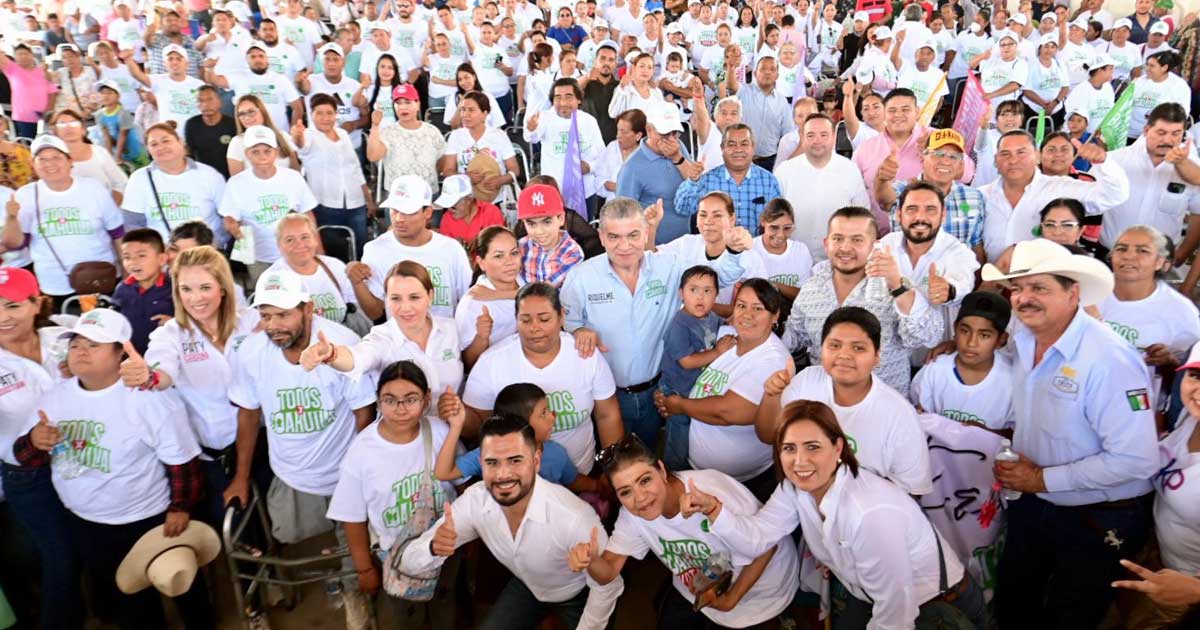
323 344 338 365
139 370 160 391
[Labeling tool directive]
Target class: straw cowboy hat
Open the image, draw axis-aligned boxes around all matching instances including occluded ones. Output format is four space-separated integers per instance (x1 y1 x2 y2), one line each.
116 522 221 597
982 239 1114 306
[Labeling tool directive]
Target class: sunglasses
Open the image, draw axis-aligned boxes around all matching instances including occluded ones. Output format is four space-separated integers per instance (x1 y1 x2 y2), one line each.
594 433 646 467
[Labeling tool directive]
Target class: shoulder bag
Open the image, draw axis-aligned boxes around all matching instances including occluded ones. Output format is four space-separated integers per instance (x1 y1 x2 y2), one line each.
382 417 451 601
33 183 118 295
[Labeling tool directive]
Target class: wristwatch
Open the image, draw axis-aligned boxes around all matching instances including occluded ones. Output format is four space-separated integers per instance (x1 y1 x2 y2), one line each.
890 278 913 298
673 155 686 165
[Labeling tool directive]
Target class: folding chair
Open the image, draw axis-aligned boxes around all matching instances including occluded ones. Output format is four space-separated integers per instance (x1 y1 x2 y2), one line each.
318 225 357 263
425 107 450 135
835 121 853 159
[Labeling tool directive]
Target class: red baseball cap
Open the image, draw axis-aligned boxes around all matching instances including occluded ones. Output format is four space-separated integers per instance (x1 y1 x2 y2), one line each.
518 184 564 220
0 267 39 303
392 84 419 102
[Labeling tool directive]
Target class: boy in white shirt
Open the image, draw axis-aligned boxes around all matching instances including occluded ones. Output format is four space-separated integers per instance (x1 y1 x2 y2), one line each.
911 291 1014 430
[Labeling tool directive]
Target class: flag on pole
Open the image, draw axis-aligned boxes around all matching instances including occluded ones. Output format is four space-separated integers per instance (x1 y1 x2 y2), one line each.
1097 83 1136 150
1034 111 1047 146
952 71 990 156
561 110 587 215
917 72 948 127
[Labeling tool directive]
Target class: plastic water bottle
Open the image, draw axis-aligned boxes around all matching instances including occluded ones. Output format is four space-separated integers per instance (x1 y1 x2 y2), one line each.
325 579 344 609
995 439 1022 502
692 551 733 596
50 437 85 480
864 242 890 302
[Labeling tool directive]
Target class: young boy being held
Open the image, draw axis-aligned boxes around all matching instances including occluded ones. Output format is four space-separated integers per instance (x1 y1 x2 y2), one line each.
910 290 1014 430
112 228 173 354
93 79 148 168
656 265 735 471
518 183 584 287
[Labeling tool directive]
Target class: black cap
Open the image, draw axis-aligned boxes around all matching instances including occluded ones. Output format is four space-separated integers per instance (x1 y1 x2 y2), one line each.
955 290 1011 332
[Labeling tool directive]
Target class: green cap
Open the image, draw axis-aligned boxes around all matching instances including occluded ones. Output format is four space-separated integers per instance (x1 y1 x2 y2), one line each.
1155 0 1173 9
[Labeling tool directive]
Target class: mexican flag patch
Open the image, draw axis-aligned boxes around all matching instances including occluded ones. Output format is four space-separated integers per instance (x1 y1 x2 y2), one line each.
1126 388 1150 411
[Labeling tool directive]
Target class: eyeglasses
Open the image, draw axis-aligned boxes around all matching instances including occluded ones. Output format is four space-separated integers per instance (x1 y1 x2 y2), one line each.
925 149 964 162
379 394 424 410
1041 221 1080 231
594 433 645 466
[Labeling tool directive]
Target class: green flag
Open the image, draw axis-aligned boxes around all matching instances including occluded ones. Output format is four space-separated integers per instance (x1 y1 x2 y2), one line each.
1035 111 1047 146
1098 84 1136 150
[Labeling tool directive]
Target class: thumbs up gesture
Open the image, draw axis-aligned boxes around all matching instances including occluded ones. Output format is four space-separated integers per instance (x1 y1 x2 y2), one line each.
31 410 62 452
526 110 541 132
5 193 18 219
431 501 458 556
299 330 335 371
644 198 664 226
568 526 602 572
763 367 794 397
290 118 306 147
680 479 720 519
118 341 152 388
927 262 951 305
876 147 900 183
475 305 493 341
439 386 465 427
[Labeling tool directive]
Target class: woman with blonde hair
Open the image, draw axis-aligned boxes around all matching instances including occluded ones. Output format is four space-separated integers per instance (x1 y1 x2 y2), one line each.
121 121 227 245
50 108 127 204
118 245 261 525
226 94 299 176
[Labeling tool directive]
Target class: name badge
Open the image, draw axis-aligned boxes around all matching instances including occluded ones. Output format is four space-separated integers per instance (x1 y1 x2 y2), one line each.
587 291 614 305
1052 375 1079 396
644 280 667 299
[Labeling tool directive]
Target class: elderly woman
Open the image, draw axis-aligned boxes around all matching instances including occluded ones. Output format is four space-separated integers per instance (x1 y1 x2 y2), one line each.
292 93 374 260
595 109 646 202
1 135 123 307
365 83 446 193
51 43 100 115
686 400 986 628
51 108 127 204
227 94 299 176
301 260 464 395
122 121 227 244
266 214 363 332
653 280 790 502
0 269 79 629
119 246 260 526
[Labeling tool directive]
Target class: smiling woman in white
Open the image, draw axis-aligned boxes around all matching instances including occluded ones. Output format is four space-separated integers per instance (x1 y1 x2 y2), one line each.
574 437 799 628
460 282 623 472
122 123 227 245
454 226 523 368
695 401 985 629
267 214 359 327
656 280 791 499
657 196 768 307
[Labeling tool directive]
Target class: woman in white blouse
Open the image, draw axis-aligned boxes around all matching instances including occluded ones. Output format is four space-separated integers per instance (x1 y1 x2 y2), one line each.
609 53 665 119
51 109 127 205
292 92 373 259
454 226 521 368
227 94 300 176
365 84 446 194
686 400 987 629
595 109 646 201
300 260 464 395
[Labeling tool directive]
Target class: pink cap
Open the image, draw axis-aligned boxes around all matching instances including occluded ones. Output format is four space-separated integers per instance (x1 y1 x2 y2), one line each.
0 267 39 303
392 84 420 102
517 184 564 220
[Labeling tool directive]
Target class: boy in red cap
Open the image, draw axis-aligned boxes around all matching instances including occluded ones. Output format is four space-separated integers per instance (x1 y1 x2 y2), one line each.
518 183 584 286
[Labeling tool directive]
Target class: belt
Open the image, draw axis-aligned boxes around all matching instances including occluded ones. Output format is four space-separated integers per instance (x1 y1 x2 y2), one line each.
617 373 661 395
929 575 970 604
1069 493 1152 511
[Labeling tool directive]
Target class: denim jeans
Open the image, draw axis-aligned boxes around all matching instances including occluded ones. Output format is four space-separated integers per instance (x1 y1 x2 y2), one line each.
12 121 38 140
1 464 83 630
661 410 690 472
479 577 588 630
495 91 515 127
313 204 369 260
616 387 662 451
830 573 986 630
658 584 783 629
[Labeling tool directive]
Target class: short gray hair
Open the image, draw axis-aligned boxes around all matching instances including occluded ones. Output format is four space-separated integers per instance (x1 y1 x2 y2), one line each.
275 212 318 242
1118 224 1172 261
714 96 742 118
598 197 645 231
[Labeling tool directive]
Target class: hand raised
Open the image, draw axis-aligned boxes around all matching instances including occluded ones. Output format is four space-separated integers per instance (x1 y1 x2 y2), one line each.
567 526 601 572
118 341 151 387
431 502 458 556
679 479 718 519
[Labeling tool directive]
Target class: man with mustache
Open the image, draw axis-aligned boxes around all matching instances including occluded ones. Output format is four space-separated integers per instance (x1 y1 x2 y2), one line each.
401 415 623 629
982 239 1158 629
1104 102 1200 267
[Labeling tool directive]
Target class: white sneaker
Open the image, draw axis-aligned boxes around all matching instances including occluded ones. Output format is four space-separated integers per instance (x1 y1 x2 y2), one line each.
342 589 372 630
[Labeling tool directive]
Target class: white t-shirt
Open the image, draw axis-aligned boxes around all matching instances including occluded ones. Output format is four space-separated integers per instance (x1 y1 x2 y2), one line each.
224 69 301 131
225 133 297 173
659 234 769 304
1153 414 1200 574
949 31 992 80
122 161 227 242
348 316 464 395
1103 40 1142 81
97 63 141 112
978 56 1028 103
1101 282 1200 403
781 366 933 494
688 335 790 481
463 333 616 472
910 352 1014 430
526 110 605 198
228 317 377 496
1064 80 1114 133
274 15 323 67
327 418 458 549
27 381 199 525
1060 40 1096 86
0 328 67 475
1129 74 1192 137
897 65 949 109
443 126 516 178
360 231 473 319
107 17 145 59
218 167 318 263
472 43 512 96
306 73 364 148
145 310 261 450
149 74 206 128
454 276 520 350
15 177 123 296
387 19 429 67
607 468 799 626
443 92 507 130
751 235 814 289
266 256 359 325
262 42 308 81
426 53 464 100
1022 57 1070 114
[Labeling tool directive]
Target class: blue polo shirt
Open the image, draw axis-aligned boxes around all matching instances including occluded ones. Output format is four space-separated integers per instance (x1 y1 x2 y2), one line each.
112 272 174 355
616 141 694 244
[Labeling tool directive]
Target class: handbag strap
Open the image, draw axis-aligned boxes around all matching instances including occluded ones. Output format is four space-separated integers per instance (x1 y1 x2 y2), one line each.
146 168 172 233
928 516 949 594
420 415 434 482
32 183 70 274
313 256 344 295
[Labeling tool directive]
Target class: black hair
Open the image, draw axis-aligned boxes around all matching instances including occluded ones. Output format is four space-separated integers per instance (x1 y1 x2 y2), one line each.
679 264 718 290
367 53 402 114
827 205 878 237
599 433 658 478
821 306 882 351
883 87 917 106
494 383 547 423
897 181 945 211
1147 102 1188 128
515 281 563 316
170 221 214 246
1040 130 1075 151
121 227 166 253
551 77 583 101
479 413 538 451
1039 197 1086 224
736 278 784 317
377 360 430 397
1148 50 1181 74
761 198 794 223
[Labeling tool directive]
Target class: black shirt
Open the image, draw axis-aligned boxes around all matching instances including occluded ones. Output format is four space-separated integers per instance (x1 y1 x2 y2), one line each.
581 76 619 146
183 114 237 179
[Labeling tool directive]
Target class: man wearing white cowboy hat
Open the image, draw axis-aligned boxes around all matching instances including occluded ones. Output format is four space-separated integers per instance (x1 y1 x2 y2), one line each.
985 239 1159 628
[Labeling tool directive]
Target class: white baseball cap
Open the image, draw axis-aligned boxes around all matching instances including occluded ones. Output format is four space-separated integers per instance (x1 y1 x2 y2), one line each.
242 125 278 149
873 25 894 40
1149 22 1169 35
30 134 70 156
114 0 132 7
434 174 473 208
369 21 391 33
162 43 188 59
59 308 132 344
252 269 310 309
55 43 80 56
1113 17 1132 31
1040 12 1058 24
665 22 684 35
93 78 122 93
1038 34 1059 48
1087 53 1115 70
316 42 343 58
593 17 608 30
382 175 433 214
1008 13 1027 26
223 1 252 21
913 34 935 51
1069 16 1089 30
853 10 870 22
646 102 684 135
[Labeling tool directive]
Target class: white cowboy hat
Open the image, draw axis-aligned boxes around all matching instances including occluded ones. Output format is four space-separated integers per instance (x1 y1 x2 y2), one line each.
116 522 221 597
981 239 1113 306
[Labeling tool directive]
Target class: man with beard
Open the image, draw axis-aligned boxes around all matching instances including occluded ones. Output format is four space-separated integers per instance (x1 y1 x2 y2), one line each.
383 0 429 69
298 43 367 150
142 6 202 76
780 206 942 395
981 239 1157 629
223 268 377 626
210 42 304 130
252 19 308 83
876 181 980 357
402 415 623 629
580 43 620 144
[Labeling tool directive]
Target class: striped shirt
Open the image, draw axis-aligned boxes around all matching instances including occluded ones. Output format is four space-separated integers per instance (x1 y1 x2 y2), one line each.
520 231 584 287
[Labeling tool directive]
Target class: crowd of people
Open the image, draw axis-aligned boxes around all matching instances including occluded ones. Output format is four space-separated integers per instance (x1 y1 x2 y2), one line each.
1 0 1200 628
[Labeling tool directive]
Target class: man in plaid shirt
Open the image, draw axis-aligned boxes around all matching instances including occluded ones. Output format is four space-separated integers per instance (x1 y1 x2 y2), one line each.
673 124 783 235
518 183 585 286
142 7 203 77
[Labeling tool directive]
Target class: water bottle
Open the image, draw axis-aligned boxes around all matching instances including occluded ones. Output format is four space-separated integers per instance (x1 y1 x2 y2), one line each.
995 439 1022 502
864 242 890 302
691 551 733 599
324 578 344 609
50 434 85 480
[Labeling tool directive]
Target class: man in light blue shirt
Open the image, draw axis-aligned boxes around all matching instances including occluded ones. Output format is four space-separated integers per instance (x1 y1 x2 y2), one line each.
984 239 1158 630
560 197 750 449
736 55 794 171
615 103 705 244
